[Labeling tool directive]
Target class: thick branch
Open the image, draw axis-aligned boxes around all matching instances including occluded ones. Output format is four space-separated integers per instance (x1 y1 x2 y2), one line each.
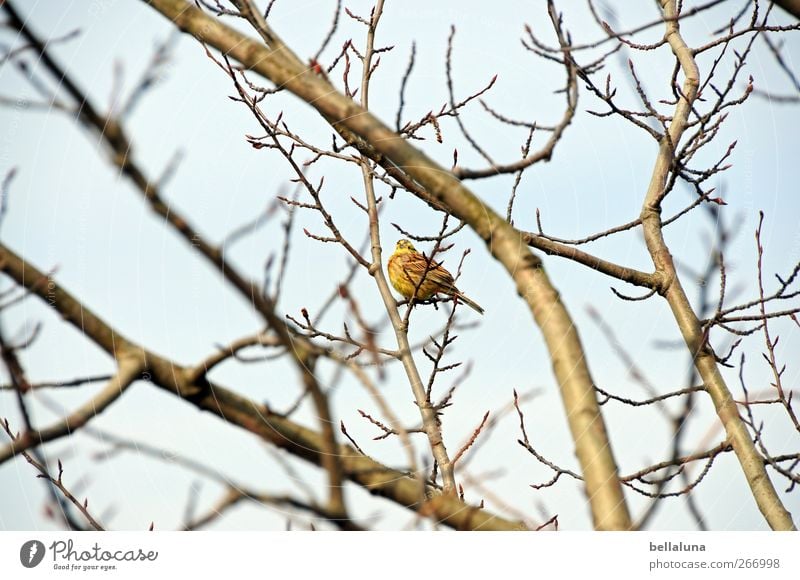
3 1 352 523
636 0 795 530
142 0 632 531
522 231 658 289
0 356 144 464
773 0 800 20
0 242 523 531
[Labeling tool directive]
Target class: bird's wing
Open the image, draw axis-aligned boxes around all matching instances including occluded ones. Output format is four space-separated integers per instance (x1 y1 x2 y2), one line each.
424 262 456 291
399 252 457 292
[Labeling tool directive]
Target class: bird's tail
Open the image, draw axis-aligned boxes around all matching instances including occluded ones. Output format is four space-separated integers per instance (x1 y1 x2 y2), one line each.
453 291 484 315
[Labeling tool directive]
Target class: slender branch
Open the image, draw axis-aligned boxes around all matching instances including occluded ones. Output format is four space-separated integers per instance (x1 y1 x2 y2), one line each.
0 213 523 532
453 3 578 179
353 0 456 495
636 0 795 530
0 351 145 464
1 422 105 531
141 0 632 531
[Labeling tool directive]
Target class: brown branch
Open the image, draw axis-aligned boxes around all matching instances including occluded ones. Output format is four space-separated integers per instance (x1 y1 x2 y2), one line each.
7 0 358 524
351 0 454 495
0 227 523 532
526 0 726 54
773 0 800 20
622 441 733 483
594 384 705 408
182 486 363 531
754 213 800 432
188 332 283 382
452 2 578 179
522 231 658 289
0 350 145 464
636 0 795 530
1 420 105 530
142 0 632 531
0 374 114 391
514 389 583 489
452 411 490 466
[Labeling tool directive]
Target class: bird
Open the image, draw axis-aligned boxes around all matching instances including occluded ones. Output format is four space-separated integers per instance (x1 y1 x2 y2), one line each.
387 239 484 315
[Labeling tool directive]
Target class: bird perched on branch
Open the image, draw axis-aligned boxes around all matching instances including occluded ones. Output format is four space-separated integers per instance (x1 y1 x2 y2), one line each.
387 239 484 315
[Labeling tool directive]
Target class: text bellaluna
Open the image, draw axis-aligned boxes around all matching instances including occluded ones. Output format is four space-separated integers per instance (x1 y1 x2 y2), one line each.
650 542 706 552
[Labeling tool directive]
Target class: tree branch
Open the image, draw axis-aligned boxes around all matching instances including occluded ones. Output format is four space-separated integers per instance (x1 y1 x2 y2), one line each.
141 0 632 532
636 0 795 530
0 241 524 531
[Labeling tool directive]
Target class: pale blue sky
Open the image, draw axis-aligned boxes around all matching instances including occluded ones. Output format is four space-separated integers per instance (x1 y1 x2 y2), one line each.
0 1 798 530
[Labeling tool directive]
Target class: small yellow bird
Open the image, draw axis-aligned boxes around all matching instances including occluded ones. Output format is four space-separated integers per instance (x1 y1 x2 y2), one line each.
387 239 484 315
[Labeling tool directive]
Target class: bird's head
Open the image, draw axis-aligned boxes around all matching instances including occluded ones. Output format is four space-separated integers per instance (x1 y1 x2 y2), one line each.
395 239 417 254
